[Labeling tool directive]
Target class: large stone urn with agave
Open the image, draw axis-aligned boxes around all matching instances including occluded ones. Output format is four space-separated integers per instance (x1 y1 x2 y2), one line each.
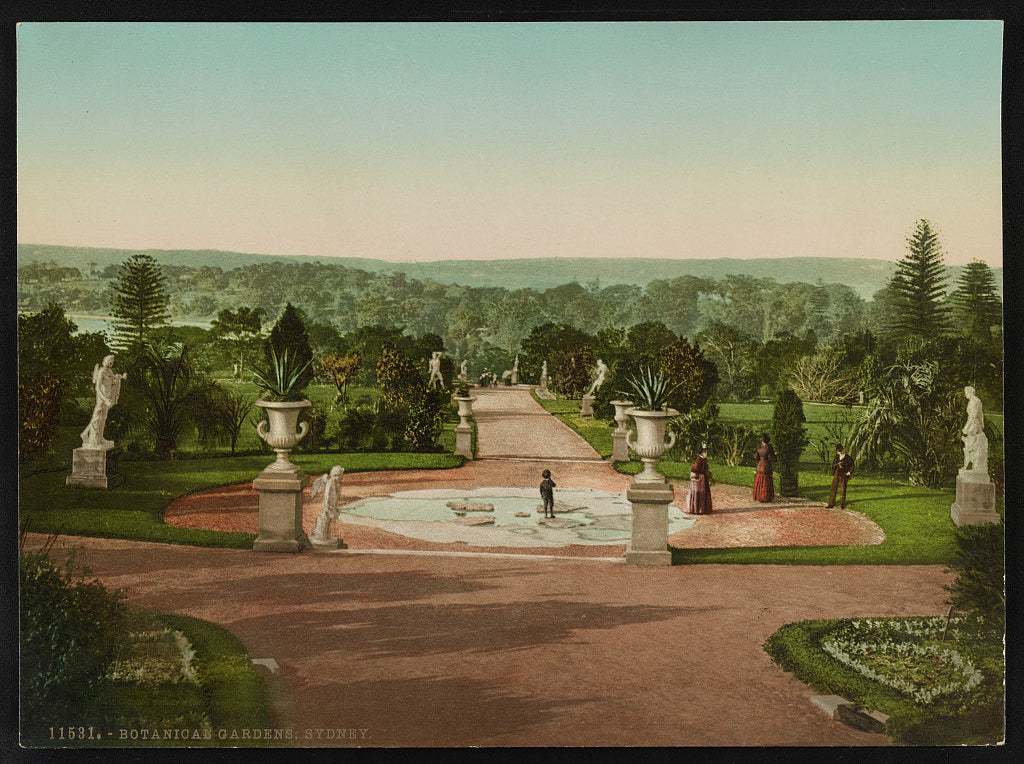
251 349 314 553
621 368 679 566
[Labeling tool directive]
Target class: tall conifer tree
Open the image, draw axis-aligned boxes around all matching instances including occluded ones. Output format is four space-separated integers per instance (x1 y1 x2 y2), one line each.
950 259 1002 342
109 253 170 351
266 302 315 390
887 219 949 339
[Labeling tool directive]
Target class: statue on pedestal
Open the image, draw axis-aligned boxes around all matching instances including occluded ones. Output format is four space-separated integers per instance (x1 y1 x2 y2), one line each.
961 386 988 475
539 361 548 390
80 354 127 449
428 351 444 389
458 359 468 381
584 359 609 397
310 466 345 545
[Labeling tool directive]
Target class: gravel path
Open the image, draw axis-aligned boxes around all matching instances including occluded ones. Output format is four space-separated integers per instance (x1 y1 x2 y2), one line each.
23 534 950 747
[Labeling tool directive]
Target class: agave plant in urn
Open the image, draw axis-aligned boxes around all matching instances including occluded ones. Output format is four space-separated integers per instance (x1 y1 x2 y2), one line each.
252 348 313 471
622 367 680 483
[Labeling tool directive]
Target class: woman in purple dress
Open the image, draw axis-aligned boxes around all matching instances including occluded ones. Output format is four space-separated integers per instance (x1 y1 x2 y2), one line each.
685 445 713 515
753 433 776 502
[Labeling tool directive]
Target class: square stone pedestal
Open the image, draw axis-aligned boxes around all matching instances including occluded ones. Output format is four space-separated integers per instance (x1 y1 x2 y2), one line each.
66 446 123 489
455 424 473 459
580 395 595 418
950 468 1000 526
625 481 674 566
611 430 629 462
253 464 311 553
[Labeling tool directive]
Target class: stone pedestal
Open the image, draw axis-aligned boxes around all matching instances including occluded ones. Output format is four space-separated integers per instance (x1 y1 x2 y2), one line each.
950 468 1000 526
580 395 595 418
66 446 123 489
253 464 310 553
612 429 629 462
311 537 343 551
624 481 674 566
455 424 473 459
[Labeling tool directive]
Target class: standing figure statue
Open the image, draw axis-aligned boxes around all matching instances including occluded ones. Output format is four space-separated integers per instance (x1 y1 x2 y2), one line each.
539 361 548 390
961 386 988 474
428 351 444 389
458 359 468 381
584 359 609 397
80 354 127 448
511 355 519 385
310 466 345 545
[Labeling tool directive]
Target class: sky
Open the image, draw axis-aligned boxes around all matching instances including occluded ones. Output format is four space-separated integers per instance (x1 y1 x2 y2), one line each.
17 21 1004 266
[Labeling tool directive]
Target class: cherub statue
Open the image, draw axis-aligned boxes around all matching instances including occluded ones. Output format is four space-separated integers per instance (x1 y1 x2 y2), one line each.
310 466 345 545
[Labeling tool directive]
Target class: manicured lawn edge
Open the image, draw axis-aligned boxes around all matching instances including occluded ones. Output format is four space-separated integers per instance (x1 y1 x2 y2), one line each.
763 619 1004 745
156 612 272 745
20 452 465 549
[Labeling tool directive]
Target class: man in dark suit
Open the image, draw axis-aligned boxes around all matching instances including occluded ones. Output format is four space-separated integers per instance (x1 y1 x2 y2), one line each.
827 444 855 509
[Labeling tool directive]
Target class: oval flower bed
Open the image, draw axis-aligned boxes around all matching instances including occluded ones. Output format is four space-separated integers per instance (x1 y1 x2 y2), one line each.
820 617 984 705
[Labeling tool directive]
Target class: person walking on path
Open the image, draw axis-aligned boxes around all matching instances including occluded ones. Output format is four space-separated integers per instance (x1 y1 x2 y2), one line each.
827 444 855 509
540 469 557 518
753 434 776 503
684 445 713 515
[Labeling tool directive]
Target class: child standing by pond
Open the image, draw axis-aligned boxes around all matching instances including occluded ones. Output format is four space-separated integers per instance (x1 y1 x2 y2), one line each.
540 469 556 518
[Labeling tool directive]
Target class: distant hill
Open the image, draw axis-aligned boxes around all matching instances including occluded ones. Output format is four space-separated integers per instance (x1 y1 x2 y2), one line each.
17 243 1002 300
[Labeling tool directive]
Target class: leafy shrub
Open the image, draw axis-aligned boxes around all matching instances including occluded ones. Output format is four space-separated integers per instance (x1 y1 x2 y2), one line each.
667 401 722 461
295 404 328 452
945 520 1005 633
551 344 595 398
404 388 446 452
20 543 128 722
19 374 67 461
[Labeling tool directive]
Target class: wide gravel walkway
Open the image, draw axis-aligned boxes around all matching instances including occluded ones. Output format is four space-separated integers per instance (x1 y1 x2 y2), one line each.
23 534 951 747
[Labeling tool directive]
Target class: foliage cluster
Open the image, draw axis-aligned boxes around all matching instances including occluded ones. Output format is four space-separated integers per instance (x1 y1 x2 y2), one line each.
20 538 129 724
944 520 1005 632
770 389 809 495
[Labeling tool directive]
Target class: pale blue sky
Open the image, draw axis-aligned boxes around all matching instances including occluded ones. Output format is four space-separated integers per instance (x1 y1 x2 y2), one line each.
17 21 1003 265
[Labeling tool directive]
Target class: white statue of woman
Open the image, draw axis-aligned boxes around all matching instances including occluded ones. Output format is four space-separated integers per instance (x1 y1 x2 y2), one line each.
585 359 609 397
81 354 127 448
540 361 548 390
428 351 444 388
511 354 519 385
458 359 468 381
310 466 345 544
961 386 988 474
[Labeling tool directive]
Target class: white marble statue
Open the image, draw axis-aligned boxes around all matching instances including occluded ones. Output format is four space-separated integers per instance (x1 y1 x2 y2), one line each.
511 355 519 385
310 466 345 544
961 386 988 474
540 361 548 390
428 351 444 389
80 354 127 449
458 359 468 381
584 358 609 397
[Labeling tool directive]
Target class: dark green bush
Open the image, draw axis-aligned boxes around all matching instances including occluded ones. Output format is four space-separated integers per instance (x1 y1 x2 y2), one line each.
295 403 328 452
945 520 1005 632
404 388 446 452
20 546 128 722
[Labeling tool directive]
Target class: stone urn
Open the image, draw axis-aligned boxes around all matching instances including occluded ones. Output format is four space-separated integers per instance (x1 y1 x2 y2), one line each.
611 400 634 433
454 396 475 428
256 399 311 471
626 407 678 483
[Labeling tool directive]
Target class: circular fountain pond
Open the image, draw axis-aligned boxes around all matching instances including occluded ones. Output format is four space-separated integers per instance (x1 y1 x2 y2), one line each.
339 487 695 548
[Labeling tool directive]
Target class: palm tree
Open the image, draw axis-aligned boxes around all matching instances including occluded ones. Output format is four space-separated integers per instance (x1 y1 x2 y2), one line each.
129 341 222 458
849 359 961 487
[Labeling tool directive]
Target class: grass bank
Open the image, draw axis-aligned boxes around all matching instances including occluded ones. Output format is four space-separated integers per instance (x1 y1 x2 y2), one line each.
764 617 1004 745
22 609 272 748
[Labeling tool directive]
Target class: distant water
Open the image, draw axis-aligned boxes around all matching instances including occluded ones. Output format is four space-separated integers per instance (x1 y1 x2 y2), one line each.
67 315 213 335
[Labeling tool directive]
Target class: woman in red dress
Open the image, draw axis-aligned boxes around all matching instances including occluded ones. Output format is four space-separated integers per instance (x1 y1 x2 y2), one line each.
685 445 713 514
753 433 775 502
